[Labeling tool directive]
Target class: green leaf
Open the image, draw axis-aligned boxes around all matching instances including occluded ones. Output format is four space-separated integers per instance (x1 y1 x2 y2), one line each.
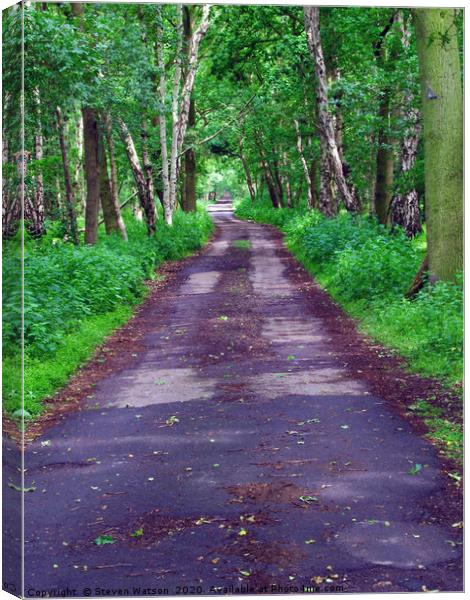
130 528 143 538
408 463 423 475
94 535 115 546
299 495 318 503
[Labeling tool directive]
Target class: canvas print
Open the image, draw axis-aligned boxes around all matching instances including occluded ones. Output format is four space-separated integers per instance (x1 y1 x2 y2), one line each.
2 1 463 597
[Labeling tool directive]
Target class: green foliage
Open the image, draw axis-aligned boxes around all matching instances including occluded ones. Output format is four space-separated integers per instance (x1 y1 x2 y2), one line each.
409 399 462 462
2 209 213 415
235 197 463 385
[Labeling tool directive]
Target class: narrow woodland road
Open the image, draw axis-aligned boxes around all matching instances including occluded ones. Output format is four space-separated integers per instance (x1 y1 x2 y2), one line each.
7 194 462 595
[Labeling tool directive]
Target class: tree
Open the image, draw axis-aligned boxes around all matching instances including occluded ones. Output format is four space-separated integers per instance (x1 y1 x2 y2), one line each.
56 106 79 244
82 107 101 245
413 8 463 281
304 7 360 215
156 4 211 223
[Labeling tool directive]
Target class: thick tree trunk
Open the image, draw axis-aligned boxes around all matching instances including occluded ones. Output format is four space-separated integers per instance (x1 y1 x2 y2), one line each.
82 107 101 245
319 136 338 216
118 119 157 235
104 114 127 240
294 119 314 209
99 133 122 237
391 109 421 237
262 161 280 208
390 14 422 238
304 6 359 214
56 107 79 245
413 9 463 281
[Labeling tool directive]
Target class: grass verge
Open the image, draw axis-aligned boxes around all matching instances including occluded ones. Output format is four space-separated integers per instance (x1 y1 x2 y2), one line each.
3 207 214 416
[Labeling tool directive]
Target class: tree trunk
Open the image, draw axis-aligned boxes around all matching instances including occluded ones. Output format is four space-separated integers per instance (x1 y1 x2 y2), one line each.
239 143 256 202
99 132 124 237
319 135 338 216
272 158 285 207
118 119 156 235
406 254 429 298
413 8 463 281
294 119 314 209
282 153 293 208
104 114 127 240
56 107 79 245
304 6 359 214
24 90 46 237
141 117 157 224
374 90 394 225
262 161 280 208
82 107 101 245
2 139 20 239
390 13 422 238
73 113 84 209
391 109 421 237
175 5 211 154
182 98 197 212
169 6 184 211
156 5 172 225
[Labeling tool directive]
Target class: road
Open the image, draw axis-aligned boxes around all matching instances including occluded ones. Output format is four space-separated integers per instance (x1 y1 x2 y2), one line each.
4 194 462 595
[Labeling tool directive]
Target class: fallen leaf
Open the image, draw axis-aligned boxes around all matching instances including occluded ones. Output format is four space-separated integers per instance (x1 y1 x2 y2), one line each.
94 535 115 546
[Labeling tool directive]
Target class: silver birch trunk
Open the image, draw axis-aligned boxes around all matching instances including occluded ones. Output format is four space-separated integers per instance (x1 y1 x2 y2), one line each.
304 6 359 214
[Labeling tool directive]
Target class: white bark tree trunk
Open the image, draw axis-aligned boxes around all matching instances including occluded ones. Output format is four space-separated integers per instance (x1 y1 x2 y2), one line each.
304 6 359 214
294 119 314 209
156 5 172 225
169 6 184 212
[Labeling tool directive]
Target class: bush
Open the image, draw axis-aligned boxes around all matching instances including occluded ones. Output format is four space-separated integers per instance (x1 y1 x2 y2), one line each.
2 208 213 359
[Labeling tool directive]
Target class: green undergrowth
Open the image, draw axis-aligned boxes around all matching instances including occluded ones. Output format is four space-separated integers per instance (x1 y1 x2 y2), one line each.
408 399 463 464
236 198 462 384
2 207 214 416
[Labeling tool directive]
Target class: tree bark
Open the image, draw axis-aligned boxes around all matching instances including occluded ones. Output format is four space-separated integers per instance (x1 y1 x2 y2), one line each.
182 123 197 212
374 90 394 225
118 118 157 235
319 135 338 216
2 139 20 239
24 90 46 237
390 13 422 238
175 5 211 154
304 6 359 214
73 113 84 208
282 152 293 208
413 9 463 281
156 5 172 224
169 6 184 211
104 114 127 240
82 107 101 245
239 141 256 202
294 119 314 209
141 117 157 224
56 107 79 245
